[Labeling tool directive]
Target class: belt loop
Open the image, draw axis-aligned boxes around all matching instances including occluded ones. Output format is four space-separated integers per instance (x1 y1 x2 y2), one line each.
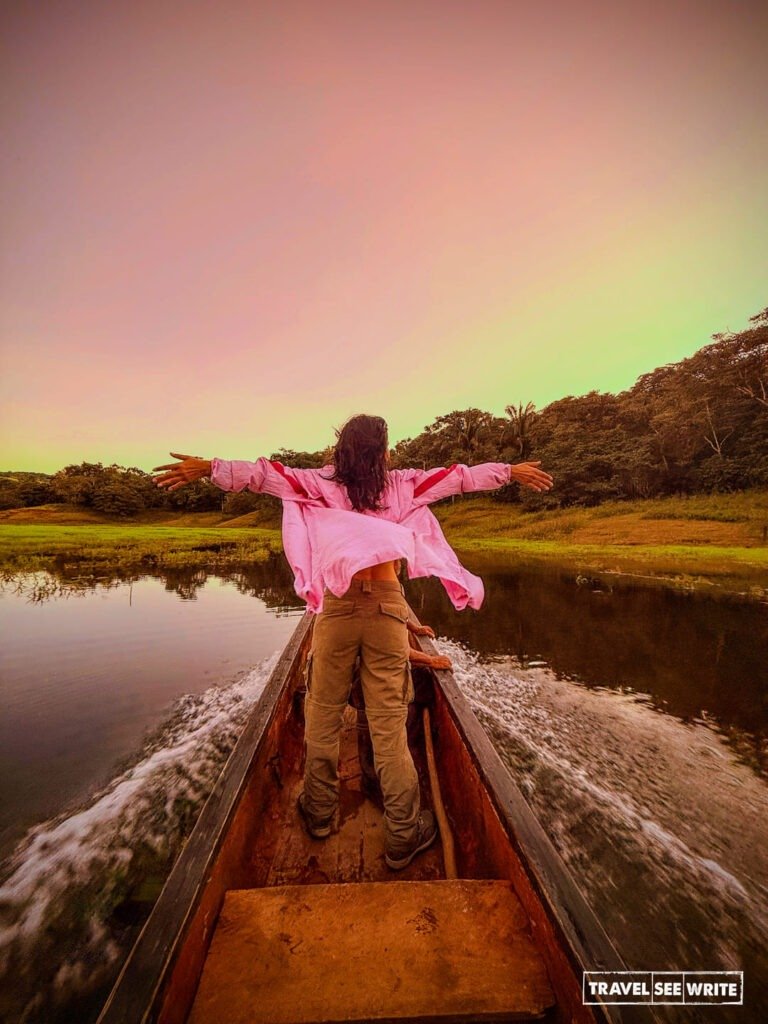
362 579 372 593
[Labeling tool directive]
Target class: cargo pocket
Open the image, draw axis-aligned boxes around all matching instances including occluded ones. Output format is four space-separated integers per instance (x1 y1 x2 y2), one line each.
379 601 409 623
377 601 410 704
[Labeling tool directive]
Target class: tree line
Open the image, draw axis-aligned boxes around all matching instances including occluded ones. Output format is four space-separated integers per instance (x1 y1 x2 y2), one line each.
397 307 768 507
2 308 766 516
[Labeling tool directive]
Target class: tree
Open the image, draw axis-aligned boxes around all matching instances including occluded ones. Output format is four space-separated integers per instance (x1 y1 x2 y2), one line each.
715 306 768 411
50 462 162 515
223 491 269 516
17 477 56 507
163 477 221 512
91 466 158 517
270 448 328 468
52 462 105 506
503 402 537 459
422 409 500 463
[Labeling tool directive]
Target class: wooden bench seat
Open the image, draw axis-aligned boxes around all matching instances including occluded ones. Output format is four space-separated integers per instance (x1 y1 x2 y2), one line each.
187 879 555 1023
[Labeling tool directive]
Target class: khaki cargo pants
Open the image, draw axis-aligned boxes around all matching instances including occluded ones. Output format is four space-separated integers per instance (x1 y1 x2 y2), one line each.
303 580 419 854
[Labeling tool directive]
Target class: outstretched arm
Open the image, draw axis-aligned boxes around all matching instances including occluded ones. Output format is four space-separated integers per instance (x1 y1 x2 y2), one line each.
152 453 319 500
408 460 553 506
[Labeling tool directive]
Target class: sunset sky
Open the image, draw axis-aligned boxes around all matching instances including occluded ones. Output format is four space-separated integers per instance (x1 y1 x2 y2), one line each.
2 0 766 473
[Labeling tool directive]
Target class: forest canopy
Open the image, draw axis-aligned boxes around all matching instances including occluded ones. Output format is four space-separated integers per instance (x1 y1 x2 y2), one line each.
2 309 766 515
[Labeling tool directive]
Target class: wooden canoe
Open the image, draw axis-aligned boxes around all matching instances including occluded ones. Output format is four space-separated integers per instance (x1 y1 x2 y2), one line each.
97 609 656 1024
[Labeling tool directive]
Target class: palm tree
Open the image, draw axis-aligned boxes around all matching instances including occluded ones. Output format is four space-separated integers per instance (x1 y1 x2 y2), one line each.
503 402 537 459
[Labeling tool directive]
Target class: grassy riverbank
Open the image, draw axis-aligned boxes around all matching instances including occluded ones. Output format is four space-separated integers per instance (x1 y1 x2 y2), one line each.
1 491 766 596
0 522 283 574
436 491 768 597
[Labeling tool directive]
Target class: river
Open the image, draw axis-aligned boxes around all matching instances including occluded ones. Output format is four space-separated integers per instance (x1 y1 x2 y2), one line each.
1 557 766 1022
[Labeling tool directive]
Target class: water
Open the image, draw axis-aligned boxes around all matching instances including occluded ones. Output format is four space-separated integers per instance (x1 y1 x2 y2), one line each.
408 558 768 775
0 564 302 859
0 559 766 1022
443 641 768 1023
0 657 278 1024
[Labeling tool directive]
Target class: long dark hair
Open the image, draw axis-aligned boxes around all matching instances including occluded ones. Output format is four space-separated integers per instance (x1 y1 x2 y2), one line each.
330 414 389 512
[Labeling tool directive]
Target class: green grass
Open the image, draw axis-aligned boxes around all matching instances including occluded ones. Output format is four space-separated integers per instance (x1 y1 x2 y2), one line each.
0 524 283 574
433 492 768 597
452 537 768 595
433 490 768 543
1 490 766 597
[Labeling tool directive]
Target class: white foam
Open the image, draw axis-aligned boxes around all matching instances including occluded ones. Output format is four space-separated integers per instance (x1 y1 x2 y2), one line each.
0 653 278 1019
434 637 768 985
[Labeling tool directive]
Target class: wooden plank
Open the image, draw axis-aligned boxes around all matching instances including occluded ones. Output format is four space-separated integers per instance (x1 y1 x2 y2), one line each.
96 612 315 1024
188 880 555 1024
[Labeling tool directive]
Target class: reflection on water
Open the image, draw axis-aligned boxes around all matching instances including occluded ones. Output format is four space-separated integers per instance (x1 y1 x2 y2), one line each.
0 559 303 861
407 557 768 776
0 552 301 608
0 560 304 1023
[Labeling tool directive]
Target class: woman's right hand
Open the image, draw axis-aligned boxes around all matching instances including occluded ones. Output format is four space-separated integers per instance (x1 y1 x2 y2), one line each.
152 453 212 491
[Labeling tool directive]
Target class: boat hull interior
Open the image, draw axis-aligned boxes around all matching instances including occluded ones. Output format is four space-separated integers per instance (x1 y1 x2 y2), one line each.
97 612 640 1024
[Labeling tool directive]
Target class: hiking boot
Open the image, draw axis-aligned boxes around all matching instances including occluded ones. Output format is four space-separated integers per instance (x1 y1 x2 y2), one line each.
385 810 438 870
297 791 333 839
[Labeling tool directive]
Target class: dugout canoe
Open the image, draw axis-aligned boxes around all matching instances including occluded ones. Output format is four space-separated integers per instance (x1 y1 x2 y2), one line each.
97 608 656 1024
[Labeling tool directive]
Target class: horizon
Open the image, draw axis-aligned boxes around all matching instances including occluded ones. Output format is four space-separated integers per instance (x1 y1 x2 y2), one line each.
2 309 761 475
2 0 767 474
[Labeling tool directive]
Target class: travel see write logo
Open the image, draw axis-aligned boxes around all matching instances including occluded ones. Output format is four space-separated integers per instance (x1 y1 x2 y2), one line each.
583 971 743 1005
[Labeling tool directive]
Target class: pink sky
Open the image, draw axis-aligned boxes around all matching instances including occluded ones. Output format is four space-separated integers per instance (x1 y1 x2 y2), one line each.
2 0 767 472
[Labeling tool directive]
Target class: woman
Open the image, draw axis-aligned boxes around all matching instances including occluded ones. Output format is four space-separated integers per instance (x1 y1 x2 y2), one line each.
153 414 552 869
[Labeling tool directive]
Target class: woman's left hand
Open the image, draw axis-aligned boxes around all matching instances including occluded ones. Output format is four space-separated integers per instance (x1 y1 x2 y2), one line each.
508 461 553 492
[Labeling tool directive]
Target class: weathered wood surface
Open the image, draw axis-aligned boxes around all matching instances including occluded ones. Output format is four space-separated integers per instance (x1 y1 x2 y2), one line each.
96 611 314 1024
188 880 555 1024
261 705 443 886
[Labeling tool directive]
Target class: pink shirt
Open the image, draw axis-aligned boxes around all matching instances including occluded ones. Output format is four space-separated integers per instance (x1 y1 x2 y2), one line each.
210 458 511 613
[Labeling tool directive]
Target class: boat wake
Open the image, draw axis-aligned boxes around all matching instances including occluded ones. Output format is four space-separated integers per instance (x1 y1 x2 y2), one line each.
0 654 278 1024
437 639 768 1023
3 638 766 1023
